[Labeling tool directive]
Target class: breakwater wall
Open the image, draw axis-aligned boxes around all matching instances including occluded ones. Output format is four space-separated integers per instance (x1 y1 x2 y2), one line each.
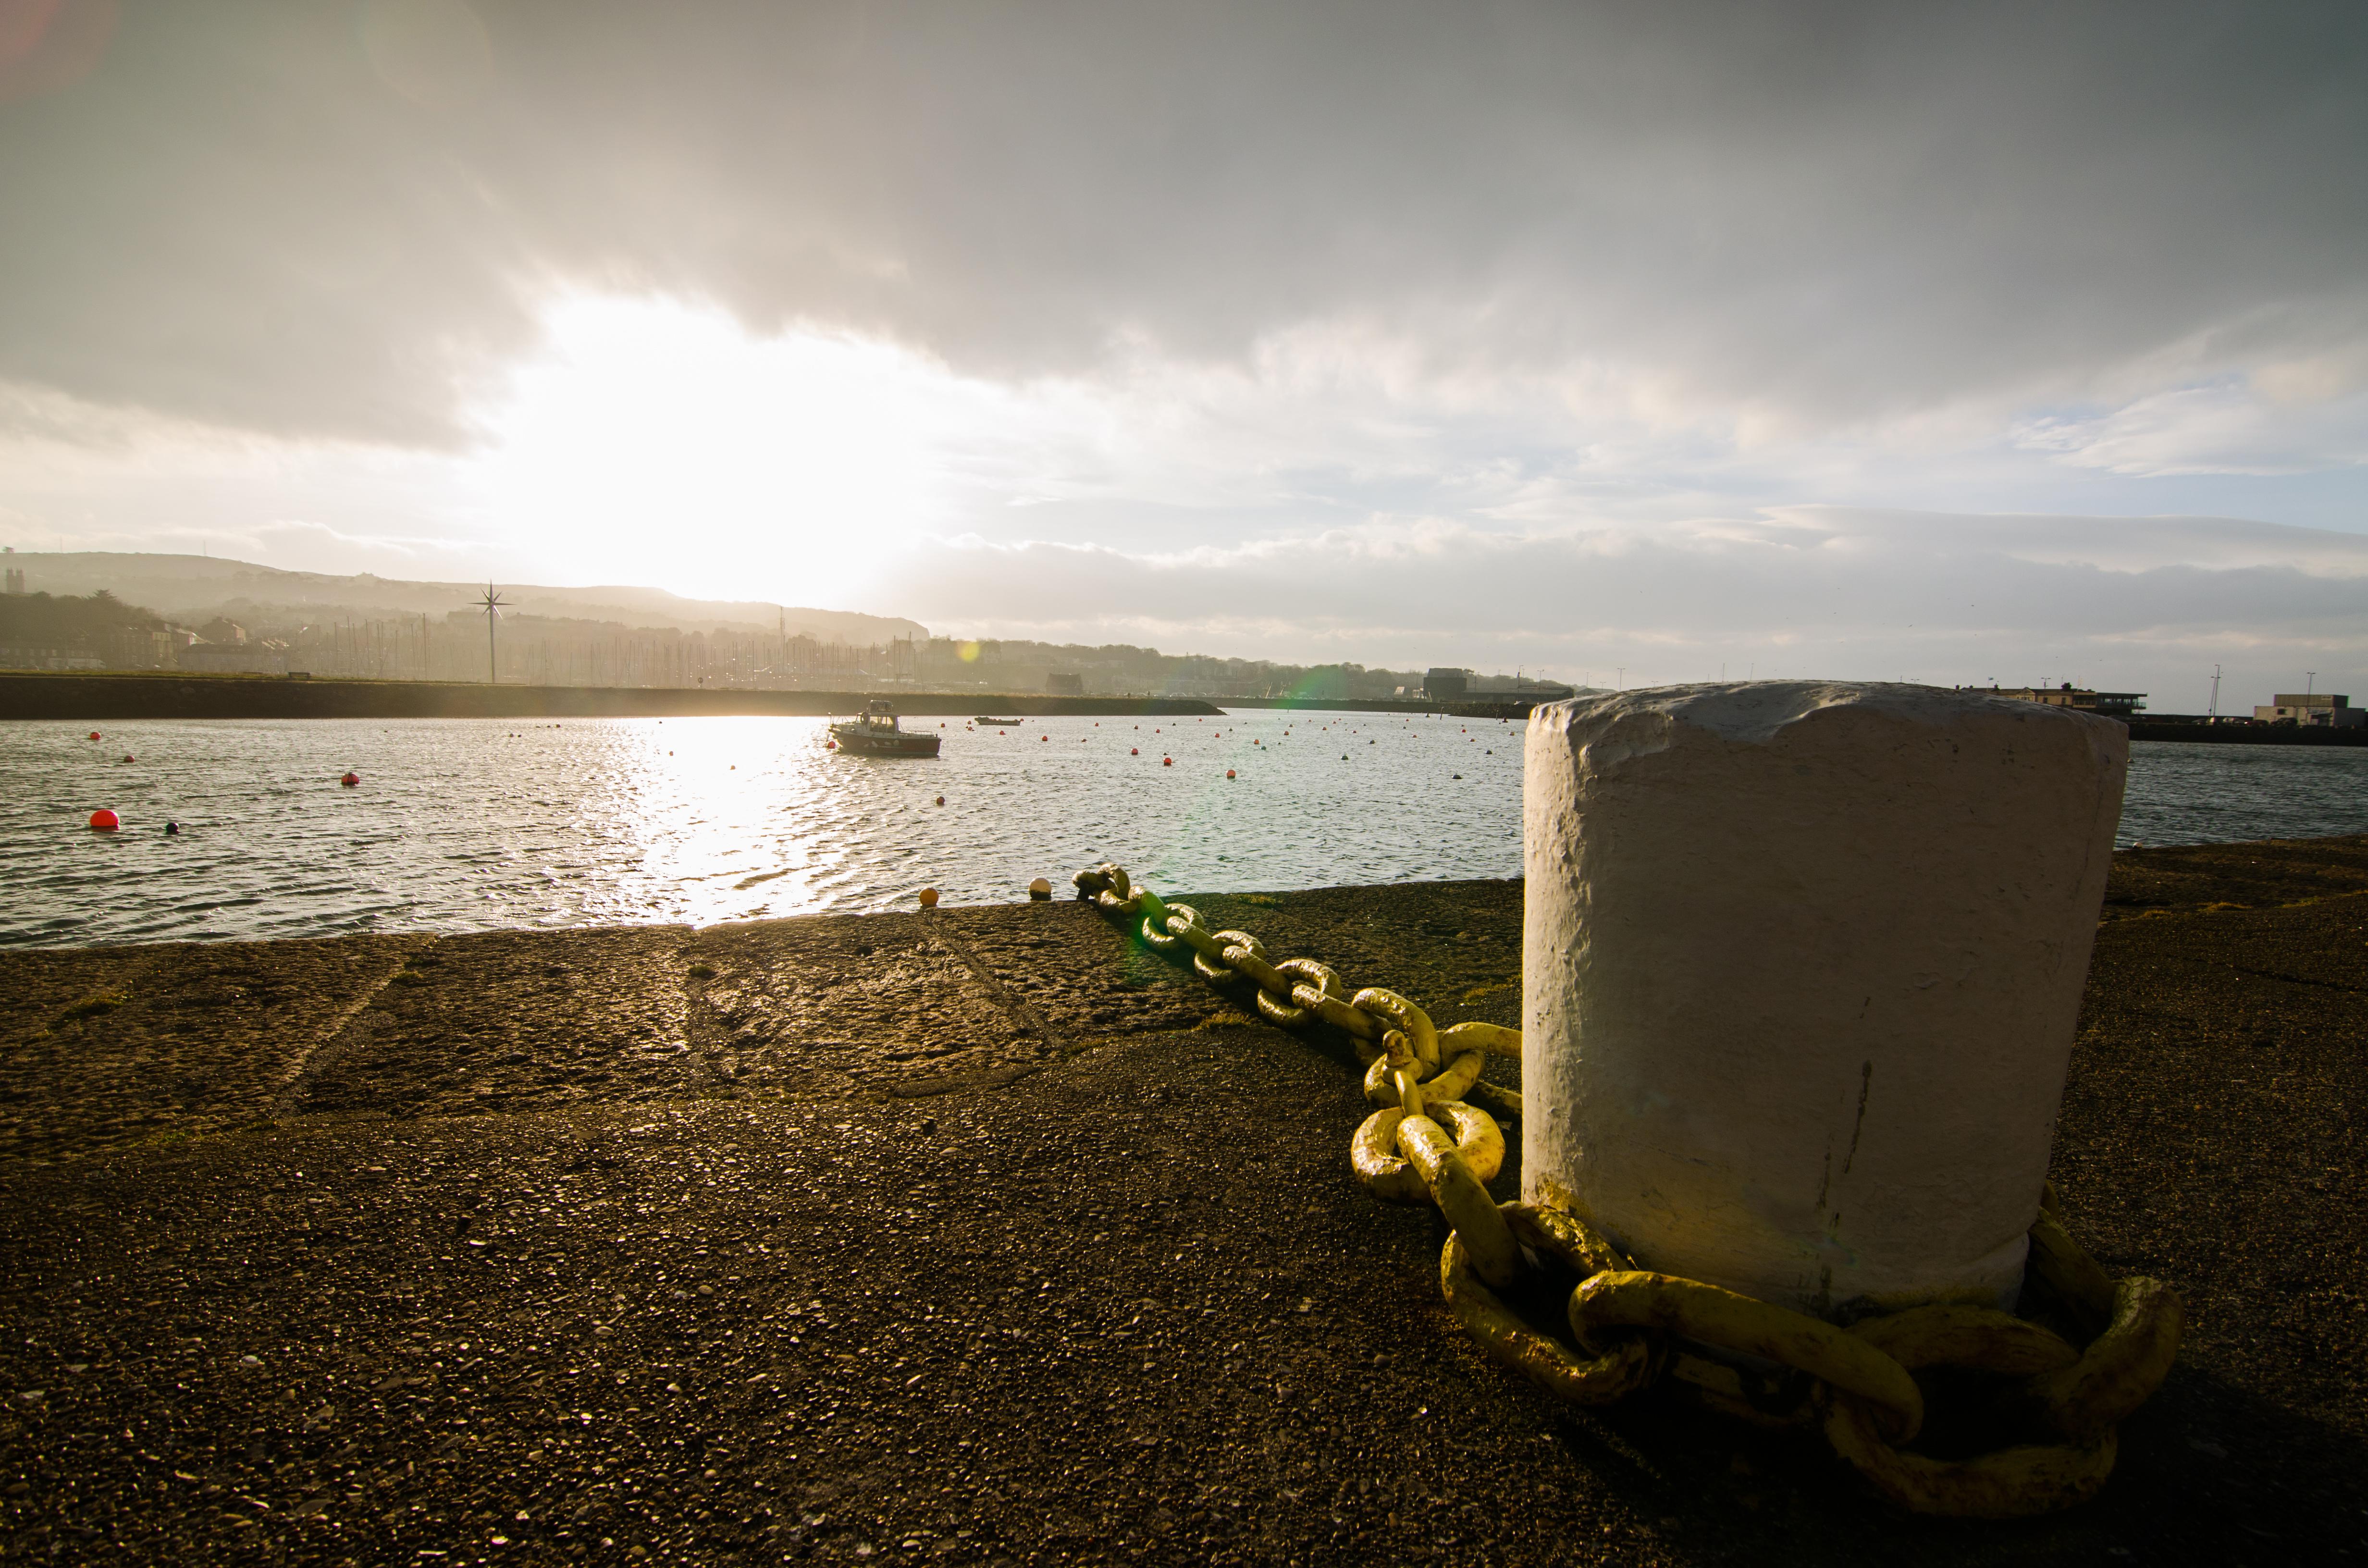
1215 695 1543 719
15 671 2366 739
0 672 1221 722
2127 719 2368 746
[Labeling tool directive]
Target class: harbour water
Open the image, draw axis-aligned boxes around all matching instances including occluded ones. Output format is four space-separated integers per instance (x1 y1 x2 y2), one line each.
4 714 2363 947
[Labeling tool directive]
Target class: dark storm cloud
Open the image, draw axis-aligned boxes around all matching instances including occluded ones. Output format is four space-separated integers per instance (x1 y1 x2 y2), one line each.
1 0 2362 445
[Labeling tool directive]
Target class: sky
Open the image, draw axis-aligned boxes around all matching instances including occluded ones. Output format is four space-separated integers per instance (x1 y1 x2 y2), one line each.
0 0 2364 708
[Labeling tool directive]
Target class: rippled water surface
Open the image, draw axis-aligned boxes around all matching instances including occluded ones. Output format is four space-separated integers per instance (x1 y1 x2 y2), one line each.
5 718 2363 946
0 711 1524 945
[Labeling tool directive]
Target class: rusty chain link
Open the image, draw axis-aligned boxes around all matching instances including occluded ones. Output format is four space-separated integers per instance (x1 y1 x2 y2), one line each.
1071 860 2184 1519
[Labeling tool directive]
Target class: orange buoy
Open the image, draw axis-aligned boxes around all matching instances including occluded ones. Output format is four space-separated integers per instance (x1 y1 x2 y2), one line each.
1226 769 1235 779
826 740 837 749
1028 877 1052 900
918 887 939 908
340 772 360 786
88 808 119 831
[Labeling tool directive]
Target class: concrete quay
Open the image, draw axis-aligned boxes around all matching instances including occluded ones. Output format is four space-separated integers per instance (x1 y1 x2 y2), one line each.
1 840 2364 1565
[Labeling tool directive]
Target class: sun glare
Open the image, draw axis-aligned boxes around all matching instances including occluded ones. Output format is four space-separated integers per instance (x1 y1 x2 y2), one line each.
469 295 973 604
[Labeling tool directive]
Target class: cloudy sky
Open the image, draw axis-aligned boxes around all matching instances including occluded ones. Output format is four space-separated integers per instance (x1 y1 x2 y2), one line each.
1 0 2364 705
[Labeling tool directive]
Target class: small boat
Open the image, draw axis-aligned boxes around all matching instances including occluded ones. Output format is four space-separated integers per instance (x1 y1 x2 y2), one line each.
974 716 1023 726
829 700 942 757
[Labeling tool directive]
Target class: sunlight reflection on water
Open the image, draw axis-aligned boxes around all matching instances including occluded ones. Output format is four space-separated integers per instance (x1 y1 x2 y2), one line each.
0 710 1525 945
4 719 2363 947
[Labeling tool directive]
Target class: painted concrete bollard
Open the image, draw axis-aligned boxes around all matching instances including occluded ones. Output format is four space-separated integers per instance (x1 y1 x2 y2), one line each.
1523 683 2126 1317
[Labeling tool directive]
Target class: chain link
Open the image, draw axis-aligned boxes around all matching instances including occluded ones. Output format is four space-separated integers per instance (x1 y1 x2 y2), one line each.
1071 861 2184 1518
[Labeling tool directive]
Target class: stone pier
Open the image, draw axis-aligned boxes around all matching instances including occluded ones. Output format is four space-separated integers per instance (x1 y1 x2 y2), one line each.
1 841 2364 1565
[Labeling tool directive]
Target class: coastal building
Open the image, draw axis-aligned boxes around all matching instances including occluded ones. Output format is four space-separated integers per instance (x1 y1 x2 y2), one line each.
2255 693 2363 727
0 645 103 671
1424 667 1469 700
1980 684 2146 719
1468 673 1577 699
177 641 289 675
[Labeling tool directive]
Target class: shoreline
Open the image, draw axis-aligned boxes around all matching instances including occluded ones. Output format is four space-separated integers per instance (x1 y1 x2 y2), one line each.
6 672 2367 740
0 674 1542 724
0 673 1223 722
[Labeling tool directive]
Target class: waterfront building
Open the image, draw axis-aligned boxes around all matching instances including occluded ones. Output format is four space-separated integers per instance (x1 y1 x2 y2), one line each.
1425 667 1470 700
2254 693 2364 727
1982 684 2147 719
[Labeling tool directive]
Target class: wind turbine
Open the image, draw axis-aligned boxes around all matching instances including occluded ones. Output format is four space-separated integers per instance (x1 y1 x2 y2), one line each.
478 584 506 684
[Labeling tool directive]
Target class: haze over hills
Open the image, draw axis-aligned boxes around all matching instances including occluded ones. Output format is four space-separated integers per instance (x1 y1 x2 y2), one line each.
3 552 926 645
0 550 1585 699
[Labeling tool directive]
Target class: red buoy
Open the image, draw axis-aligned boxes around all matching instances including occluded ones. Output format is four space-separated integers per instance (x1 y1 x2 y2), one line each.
1131 747 1138 755
88 808 119 831
826 740 837 749
1226 769 1235 779
120 754 134 764
935 795 945 806
1162 756 1172 766
87 731 100 741
340 772 360 786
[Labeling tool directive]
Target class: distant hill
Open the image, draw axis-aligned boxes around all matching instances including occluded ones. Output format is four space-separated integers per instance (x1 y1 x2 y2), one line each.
0 552 927 644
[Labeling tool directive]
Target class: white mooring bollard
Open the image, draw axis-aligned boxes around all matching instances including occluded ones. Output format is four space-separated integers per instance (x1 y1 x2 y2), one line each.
1523 682 2127 1317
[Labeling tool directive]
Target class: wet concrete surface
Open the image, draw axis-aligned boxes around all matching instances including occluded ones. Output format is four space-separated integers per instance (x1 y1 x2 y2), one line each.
0 841 2362 1565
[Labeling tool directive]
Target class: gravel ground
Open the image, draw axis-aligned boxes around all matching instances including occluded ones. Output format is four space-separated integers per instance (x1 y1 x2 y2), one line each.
0 841 2362 1565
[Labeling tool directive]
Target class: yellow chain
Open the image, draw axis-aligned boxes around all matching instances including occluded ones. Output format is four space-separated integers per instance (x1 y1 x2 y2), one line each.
1071 862 2184 1519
